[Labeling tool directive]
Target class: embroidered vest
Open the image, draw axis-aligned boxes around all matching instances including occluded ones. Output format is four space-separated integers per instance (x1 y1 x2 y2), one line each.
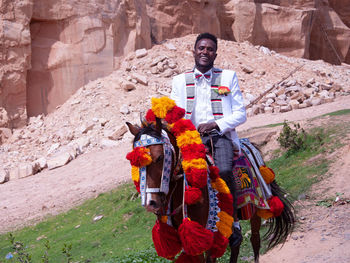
184 68 224 120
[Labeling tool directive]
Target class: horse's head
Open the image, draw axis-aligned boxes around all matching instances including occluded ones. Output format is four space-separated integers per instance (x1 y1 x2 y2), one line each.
126 120 176 215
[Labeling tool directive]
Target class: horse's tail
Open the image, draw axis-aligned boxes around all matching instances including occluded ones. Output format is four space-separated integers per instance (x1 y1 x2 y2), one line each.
263 180 296 250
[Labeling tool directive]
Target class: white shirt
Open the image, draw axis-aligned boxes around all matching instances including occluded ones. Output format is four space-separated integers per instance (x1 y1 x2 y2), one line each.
191 68 214 127
171 67 247 151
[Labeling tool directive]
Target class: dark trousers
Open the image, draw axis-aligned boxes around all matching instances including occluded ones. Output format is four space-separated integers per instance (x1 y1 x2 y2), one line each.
201 131 237 214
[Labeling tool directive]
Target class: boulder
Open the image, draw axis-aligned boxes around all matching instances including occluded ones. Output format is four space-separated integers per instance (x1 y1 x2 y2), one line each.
100 139 119 147
18 163 33 178
47 152 72 170
0 128 12 143
131 73 148 86
0 167 9 184
104 125 127 140
32 157 47 174
135 48 148 59
122 82 136 92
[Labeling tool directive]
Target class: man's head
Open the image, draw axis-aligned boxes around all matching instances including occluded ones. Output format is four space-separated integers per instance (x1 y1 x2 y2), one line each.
193 33 218 73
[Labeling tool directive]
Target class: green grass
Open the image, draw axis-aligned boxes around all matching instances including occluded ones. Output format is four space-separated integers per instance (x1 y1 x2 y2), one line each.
267 125 342 199
0 184 155 263
1 118 349 263
262 122 285 128
322 109 350 117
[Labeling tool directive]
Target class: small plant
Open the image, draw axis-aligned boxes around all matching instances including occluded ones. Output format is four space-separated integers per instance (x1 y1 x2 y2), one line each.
41 239 50 263
277 121 307 154
62 243 73 263
8 233 32 263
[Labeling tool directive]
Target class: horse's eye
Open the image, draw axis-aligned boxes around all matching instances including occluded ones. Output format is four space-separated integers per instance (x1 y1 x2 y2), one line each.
156 155 164 163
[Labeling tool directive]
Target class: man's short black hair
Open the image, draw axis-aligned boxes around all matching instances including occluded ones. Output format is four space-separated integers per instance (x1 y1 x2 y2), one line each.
194 32 218 50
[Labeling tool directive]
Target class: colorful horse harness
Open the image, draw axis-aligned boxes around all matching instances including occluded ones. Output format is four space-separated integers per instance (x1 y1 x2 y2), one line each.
134 131 174 206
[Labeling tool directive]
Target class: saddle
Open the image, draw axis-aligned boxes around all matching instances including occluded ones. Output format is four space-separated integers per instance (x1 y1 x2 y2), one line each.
206 138 273 220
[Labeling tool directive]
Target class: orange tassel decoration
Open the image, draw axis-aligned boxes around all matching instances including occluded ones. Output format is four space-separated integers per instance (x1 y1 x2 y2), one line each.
152 220 182 259
178 218 214 256
259 165 275 184
257 208 274 220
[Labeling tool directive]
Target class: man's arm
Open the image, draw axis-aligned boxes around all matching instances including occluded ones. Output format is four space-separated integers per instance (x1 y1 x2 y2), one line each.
170 74 185 109
215 71 247 133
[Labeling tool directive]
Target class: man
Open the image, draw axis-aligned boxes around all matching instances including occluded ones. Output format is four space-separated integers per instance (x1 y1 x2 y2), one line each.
170 32 247 246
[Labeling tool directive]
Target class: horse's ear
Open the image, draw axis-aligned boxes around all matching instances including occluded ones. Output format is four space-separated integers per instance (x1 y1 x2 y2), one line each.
155 117 162 133
126 122 140 136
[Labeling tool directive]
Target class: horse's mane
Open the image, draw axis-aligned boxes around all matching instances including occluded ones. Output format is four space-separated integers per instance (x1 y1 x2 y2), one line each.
133 124 171 144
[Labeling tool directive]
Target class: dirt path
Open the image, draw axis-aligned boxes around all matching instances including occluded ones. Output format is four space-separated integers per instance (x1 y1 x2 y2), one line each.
0 96 349 262
0 146 131 234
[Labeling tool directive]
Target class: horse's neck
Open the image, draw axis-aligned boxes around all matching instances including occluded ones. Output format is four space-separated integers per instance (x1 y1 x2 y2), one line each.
168 177 184 229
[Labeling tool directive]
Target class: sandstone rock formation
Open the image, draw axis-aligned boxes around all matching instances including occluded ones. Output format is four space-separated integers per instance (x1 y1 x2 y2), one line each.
0 0 349 130
1 0 151 128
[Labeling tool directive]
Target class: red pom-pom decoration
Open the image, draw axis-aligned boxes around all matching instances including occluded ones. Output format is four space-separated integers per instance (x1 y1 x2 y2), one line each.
165 106 185 124
176 252 200 263
268 196 284 217
210 231 229 258
217 193 234 216
126 147 152 167
145 109 156 123
185 186 202 205
181 144 206 160
152 220 182 259
178 218 214 256
171 119 196 136
209 165 220 181
186 168 208 188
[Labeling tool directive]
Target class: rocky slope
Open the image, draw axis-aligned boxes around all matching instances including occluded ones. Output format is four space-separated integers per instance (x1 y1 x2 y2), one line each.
0 34 349 184
1 0 349 128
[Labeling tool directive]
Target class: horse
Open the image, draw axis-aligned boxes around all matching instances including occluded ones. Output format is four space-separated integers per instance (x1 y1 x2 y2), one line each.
126 116 295 263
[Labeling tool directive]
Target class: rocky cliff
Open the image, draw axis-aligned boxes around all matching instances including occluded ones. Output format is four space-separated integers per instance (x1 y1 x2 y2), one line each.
0 0 349 128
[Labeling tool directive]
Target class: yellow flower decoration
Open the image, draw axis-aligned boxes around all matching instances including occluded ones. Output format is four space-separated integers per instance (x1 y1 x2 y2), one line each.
176 130 202 148
216 220 233 238
211 178 230 194
131 166 140 182
182 158 207 171
151 97 176 119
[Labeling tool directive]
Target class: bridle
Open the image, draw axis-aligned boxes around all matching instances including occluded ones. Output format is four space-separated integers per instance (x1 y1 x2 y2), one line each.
134 130 176 207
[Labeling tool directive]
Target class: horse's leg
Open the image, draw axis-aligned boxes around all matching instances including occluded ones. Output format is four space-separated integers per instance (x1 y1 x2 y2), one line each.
229 242 240 263
205 251 216 263
250 213 261 263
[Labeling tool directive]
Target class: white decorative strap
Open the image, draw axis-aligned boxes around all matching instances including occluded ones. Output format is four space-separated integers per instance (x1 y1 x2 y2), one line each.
134 131 173 206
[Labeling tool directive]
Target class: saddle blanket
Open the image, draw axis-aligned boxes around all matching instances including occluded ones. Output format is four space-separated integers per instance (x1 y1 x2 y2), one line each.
233 138 271 220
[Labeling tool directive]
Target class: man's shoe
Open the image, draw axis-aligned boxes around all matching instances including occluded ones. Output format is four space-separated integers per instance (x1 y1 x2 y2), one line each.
229 226 243 247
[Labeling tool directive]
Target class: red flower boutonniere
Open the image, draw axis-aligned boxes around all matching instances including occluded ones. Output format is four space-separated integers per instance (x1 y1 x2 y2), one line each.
214 86 231 96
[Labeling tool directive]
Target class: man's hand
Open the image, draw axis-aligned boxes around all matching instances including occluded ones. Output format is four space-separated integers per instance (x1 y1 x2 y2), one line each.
198 121 219 134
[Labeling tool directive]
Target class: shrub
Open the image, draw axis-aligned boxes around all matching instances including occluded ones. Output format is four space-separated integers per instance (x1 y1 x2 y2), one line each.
277 121 307 154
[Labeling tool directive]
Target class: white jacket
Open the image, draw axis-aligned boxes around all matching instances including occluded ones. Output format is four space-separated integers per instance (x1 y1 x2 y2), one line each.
170 68 247 150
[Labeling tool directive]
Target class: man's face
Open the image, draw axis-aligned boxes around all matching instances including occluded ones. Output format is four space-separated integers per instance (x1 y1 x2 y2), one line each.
193 38 217 70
